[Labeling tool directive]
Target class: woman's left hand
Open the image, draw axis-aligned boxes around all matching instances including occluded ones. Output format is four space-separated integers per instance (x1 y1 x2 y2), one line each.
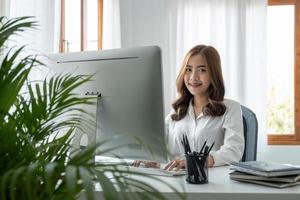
163 157 186 171
207 155 214 167
164 155 215 171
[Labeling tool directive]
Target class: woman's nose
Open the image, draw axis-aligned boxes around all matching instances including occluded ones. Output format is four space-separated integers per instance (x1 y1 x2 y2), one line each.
190 71 199 81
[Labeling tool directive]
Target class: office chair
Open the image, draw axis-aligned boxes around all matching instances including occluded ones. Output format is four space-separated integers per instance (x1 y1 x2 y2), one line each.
241 105 258 161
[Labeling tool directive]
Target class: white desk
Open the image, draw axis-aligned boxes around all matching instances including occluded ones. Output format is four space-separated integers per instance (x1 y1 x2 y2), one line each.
82 166 300 200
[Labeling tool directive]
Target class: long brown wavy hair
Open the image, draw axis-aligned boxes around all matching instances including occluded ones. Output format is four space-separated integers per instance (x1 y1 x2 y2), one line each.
171 44 226 121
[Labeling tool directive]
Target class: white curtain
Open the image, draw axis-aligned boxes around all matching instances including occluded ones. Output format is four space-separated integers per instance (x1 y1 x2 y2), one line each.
166 0 267 151
9 0 60 54
0 0 10 16
103 0 121 49
8 0 61 81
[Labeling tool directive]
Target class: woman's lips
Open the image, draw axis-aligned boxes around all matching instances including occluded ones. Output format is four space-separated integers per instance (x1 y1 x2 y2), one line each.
188 83 202 87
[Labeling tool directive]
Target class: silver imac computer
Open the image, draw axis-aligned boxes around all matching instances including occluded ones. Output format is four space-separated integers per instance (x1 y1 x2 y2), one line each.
47 46 167 163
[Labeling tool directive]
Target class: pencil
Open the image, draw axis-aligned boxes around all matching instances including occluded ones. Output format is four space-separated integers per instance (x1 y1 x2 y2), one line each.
207 142 215 155
199 140 207 154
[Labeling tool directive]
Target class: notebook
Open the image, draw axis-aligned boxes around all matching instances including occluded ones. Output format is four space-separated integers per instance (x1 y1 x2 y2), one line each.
95 156 186 177
230 177 300 188
229 171 300 183
230 161 300 177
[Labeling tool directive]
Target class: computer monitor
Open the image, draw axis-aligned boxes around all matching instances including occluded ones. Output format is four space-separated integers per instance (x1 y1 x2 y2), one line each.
47 46 167 162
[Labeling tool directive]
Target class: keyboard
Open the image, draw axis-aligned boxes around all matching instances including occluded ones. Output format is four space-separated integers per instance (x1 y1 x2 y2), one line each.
95 156 186 177
122 165 186 176
95 155 135 165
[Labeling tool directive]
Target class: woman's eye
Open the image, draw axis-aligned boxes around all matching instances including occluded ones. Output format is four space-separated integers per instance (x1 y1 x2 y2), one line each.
199 68 206 72
186 68 192 72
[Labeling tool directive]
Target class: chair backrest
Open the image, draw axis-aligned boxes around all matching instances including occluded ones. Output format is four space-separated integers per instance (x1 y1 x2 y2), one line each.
241 105 258 161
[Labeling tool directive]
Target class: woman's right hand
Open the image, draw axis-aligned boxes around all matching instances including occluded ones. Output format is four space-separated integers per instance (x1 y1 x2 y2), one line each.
163 157 186 171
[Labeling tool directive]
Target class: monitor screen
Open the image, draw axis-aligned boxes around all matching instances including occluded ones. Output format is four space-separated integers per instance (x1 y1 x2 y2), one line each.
47 46 167 162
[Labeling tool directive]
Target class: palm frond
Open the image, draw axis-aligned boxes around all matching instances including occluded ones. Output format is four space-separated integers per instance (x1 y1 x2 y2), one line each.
0 49 38 118
0 16 37 48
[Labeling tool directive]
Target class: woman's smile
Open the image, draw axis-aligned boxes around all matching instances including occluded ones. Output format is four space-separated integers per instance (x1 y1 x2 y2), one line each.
188 82 202 88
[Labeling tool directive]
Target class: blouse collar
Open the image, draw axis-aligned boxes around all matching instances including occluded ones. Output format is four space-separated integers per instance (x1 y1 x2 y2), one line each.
187 98 204 120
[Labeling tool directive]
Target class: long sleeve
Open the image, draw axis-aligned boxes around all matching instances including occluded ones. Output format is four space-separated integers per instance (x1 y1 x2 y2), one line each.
209 101 245 166
164 112 181 160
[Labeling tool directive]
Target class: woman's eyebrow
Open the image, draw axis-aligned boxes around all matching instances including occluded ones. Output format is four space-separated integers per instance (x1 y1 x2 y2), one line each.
197 65 206 68
186 64 206 68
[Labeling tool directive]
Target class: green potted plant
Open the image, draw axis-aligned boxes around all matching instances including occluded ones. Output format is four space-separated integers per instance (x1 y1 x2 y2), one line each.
0 16 183 200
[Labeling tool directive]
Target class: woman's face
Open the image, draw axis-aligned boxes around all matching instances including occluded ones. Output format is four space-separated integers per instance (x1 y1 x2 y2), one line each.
184 54 211 97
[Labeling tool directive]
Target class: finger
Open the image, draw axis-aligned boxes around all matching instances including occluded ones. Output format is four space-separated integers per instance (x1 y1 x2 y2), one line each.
163 161 173 170
166 160 178 171
145 162 151 168
133 160 141 167
170 159 184 171
174 164 180 171
168 161 178 171
144 162 152 168
132 160 136 167
175 161 185 171
147 162 160 168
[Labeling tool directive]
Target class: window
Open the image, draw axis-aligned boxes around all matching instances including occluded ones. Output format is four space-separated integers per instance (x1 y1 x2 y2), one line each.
267 0 300 144
59 0 103 52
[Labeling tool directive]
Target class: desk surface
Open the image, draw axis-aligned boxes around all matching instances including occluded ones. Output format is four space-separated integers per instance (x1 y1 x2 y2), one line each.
86 166 300 200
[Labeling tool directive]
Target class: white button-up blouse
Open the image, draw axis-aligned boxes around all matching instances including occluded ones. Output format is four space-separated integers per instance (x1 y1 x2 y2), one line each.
165 99 244 166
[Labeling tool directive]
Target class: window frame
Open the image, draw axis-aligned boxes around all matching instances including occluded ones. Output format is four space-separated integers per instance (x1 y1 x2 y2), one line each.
267 0 300 145
59 0 103 52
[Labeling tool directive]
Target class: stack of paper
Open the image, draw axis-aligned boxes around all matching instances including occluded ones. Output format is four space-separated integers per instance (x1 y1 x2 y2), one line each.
229 161 300 188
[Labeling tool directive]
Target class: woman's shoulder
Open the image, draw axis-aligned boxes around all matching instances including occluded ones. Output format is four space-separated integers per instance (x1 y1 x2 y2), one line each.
165 109 175 122
223 99 241 110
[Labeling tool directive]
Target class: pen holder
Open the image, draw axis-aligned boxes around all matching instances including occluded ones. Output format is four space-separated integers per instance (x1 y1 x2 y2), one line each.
185 153 208 184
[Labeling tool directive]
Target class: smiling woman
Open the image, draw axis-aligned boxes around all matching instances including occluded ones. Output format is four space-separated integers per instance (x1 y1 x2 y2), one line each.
132 45 245 170
162 44 245 170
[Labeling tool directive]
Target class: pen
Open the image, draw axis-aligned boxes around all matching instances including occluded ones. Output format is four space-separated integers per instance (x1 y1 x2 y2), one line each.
183 134 191 154
207 142 215 155
196 156 207 181
181 135 187 154
189 153 200 183
203 146 209 156
199 140 207 154
181 139 188 154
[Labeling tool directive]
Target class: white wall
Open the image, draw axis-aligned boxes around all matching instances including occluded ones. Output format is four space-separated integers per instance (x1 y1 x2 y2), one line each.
258 146 300 165
119 0 300 165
